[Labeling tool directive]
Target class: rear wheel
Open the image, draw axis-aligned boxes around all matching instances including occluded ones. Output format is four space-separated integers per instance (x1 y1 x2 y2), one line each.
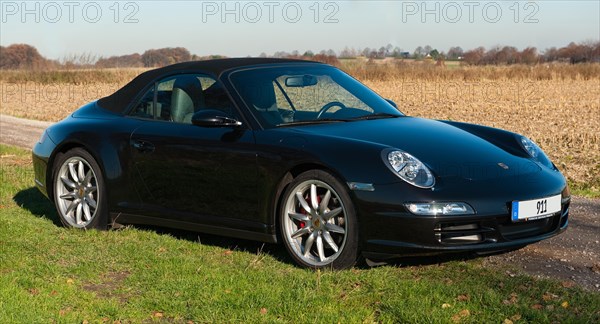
53 148 107 229
280 170 359 269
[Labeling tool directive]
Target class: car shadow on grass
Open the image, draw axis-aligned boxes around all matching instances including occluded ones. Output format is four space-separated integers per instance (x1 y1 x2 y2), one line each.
13 186 296 266
13 187 61 226
13 186 506 270
129 224 296 266
125 224 507 270
380 250 510 269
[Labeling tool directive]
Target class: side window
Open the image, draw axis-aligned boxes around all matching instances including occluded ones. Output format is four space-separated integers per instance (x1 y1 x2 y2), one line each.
131 86 155 119
155 79 175 121
130 74 236 124
202 79 235 117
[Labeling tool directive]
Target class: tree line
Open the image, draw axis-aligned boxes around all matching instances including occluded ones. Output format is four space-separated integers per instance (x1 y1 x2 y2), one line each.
1 41 598 70
335 41 600 64
461 42 600 65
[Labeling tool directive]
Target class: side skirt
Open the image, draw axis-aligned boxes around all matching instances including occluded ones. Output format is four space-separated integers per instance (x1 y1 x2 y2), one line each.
110 212 278 243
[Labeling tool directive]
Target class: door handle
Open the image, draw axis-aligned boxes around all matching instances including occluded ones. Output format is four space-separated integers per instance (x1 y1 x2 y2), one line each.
132 140 155 153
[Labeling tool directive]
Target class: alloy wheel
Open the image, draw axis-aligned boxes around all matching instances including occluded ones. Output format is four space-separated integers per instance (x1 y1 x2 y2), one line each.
282 180 348 267
54 156 99 228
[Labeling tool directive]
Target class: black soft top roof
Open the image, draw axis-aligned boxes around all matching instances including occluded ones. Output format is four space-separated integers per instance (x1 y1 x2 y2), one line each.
97 57 320 113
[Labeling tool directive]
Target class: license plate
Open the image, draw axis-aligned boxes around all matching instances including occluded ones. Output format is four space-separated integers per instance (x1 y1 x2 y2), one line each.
511 194 561 222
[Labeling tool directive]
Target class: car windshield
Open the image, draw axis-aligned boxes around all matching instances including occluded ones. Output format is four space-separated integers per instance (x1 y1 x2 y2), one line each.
228 65 403 128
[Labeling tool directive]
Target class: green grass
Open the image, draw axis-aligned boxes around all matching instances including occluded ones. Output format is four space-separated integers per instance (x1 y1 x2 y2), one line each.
1 144 599 323
569 163 600 198
570 185 600 199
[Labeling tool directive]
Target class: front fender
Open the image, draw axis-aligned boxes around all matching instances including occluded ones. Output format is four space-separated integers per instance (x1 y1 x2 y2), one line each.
44 113 143 210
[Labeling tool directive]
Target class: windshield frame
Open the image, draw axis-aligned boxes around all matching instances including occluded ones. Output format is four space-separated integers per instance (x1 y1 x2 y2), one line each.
227 63 404 129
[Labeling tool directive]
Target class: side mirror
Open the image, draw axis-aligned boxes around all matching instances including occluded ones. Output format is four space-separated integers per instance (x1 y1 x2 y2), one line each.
385 99 398 109
191 110 242 128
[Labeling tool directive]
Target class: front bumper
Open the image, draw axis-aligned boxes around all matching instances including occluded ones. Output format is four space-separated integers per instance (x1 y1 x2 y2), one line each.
32 131 54 199
361 203 569 260
354 173 570 260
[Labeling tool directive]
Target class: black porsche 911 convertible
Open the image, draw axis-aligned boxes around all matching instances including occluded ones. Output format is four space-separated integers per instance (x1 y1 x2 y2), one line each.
33 58 569 269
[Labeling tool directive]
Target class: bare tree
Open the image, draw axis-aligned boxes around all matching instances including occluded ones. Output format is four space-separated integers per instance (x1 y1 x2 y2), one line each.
463 47 486 65
141 47 191 67
385 44 393 57
447 46 464 60
542 47 559 62
520 47 539 65
0 44 49 69
96 53 143 68
339 46 354 59
496 46 518 64
361 47 371 57
413 46 425 58
423 45 433 55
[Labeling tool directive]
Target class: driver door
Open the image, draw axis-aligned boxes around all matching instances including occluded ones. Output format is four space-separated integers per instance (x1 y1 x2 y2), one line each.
129 73 260 230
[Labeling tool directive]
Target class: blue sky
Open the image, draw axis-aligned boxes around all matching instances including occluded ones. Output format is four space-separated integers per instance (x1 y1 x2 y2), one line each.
1 1 598 59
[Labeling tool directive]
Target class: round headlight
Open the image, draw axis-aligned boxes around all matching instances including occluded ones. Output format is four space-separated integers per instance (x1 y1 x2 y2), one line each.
384 149 435 188
519 136 553 169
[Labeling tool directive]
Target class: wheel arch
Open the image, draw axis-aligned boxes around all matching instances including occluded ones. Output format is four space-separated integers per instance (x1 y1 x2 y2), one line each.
47 140 108 203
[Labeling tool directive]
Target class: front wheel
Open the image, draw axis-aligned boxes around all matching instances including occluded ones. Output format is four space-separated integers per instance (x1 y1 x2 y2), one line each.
280 170 359 269
53 148 107 230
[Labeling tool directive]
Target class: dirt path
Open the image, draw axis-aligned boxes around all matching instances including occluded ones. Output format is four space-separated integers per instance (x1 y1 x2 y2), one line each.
0 114 53 150
1 113 599 291
483 196 600 291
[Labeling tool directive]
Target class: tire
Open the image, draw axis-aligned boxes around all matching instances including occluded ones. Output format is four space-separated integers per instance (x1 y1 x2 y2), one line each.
52 148 107 230
279 170 359 269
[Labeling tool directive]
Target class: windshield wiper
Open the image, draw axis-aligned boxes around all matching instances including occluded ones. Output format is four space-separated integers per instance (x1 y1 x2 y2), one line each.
276 114 401 127
277 118 349 127
349 113 402 121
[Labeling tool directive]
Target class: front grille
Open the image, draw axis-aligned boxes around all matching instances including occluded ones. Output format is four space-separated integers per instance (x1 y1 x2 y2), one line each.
498 215 556 240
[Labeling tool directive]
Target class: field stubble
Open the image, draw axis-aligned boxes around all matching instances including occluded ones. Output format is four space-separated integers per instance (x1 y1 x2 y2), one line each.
0 65 598 194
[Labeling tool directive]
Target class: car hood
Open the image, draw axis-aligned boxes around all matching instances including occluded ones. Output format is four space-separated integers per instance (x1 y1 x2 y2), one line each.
288 117 541 180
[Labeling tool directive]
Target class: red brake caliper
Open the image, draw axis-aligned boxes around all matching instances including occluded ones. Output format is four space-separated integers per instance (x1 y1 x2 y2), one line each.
299 194 321 229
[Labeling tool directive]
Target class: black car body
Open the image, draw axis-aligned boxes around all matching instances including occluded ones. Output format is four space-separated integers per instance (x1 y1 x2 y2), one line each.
33 58 569 268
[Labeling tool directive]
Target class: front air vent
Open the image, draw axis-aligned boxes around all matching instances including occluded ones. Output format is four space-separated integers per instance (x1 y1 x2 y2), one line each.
435 222 492 245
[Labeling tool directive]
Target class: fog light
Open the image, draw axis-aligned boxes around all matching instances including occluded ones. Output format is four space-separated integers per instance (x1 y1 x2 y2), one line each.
405 202 475 216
